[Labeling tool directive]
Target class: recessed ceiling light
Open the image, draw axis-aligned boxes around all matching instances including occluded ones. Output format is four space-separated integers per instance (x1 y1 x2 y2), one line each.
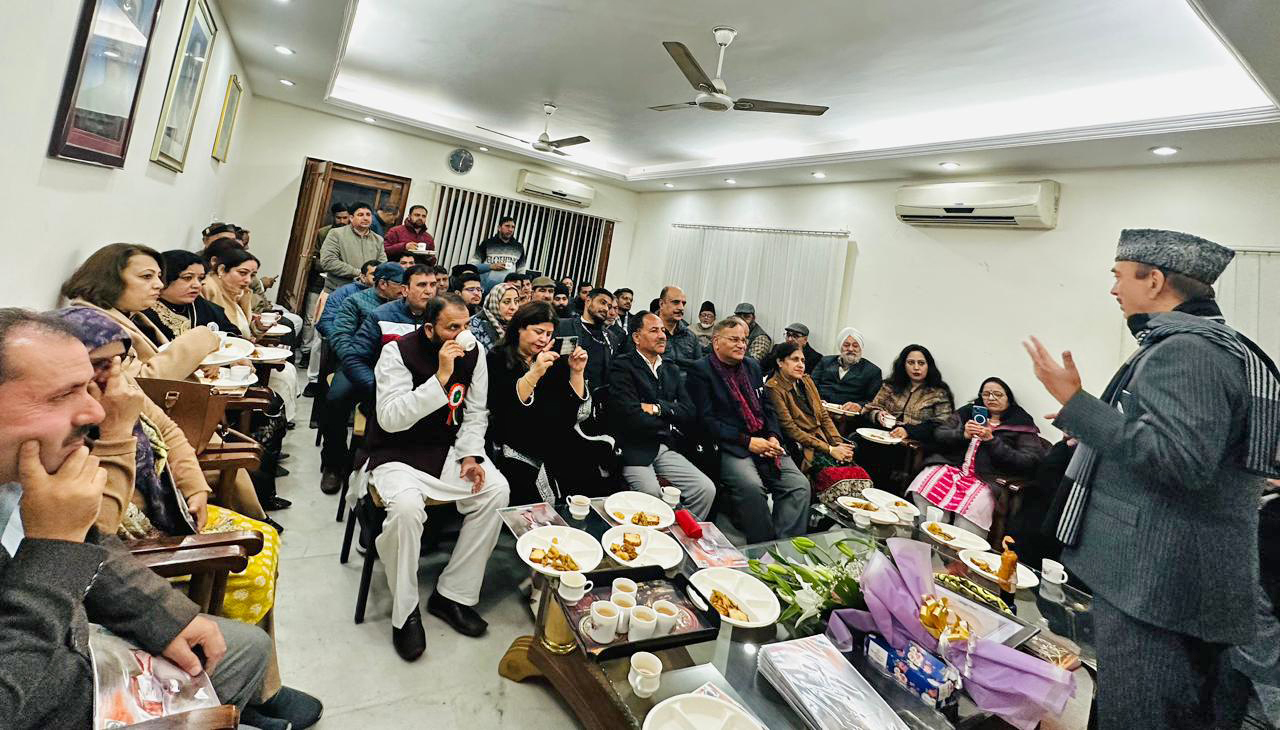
274 45 295 55
278 78 295 86
938 161 961 171
1149 146 1180 156
363 116 377 124
724 178 737 185
663 183 675 188
478 146 488 152
811 171 826 179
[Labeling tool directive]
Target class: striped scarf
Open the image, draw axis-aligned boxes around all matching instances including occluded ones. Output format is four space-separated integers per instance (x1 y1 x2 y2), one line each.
1058 305 1280 545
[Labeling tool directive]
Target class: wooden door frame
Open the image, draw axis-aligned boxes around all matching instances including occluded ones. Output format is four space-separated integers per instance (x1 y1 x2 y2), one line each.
593 220 615 287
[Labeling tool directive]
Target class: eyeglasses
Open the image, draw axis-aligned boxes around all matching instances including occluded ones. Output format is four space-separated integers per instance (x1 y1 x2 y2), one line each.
462 286 483 293
980 392 1006 400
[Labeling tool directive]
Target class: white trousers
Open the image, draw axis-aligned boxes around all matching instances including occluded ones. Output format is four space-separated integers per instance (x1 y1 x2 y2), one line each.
266 362 300 422
371 455 510 628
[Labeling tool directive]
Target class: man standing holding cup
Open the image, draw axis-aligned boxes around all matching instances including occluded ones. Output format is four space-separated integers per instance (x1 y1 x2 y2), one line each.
1024 229 1280 728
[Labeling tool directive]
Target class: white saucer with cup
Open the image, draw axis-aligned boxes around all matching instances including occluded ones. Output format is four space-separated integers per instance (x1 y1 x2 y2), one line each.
628 605 658 641
557 571 593 603
628 652 662 698
652 600 679 636
1041 558 1067 584
567 494 591 520
228 364 252 382
660 486 681 508
588 601 619 643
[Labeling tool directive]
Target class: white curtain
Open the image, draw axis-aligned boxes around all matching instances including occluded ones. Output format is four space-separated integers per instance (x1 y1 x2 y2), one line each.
662 224 849 351
1217 249 1280 362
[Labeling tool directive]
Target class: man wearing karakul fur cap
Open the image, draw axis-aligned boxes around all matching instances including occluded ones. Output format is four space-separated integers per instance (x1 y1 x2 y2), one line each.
1024 229 1280 728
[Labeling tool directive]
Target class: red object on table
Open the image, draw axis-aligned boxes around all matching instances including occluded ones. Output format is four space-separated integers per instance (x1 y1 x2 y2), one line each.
674 510 702 539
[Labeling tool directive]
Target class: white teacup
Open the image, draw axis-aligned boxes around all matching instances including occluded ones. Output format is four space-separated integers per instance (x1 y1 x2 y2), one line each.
652 600 679 636
454 329 478 352
215 330 229 345
588 601 619 643
628 652 662 698
228 364 252 381
611 593 635 634
612 577 638 597
628 605 657 642
1041 558 1067 584
567 494 591 520
661 486 681 507
557 571 593 603
853 513 871 529
258 312 280 327
879 412 897 429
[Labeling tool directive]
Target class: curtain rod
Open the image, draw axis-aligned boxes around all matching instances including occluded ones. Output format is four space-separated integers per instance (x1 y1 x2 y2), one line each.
1235 247 1280 254
672 223 850 237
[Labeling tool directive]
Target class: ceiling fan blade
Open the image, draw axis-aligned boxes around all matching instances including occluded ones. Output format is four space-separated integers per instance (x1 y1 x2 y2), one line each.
475 125 531 144
552 148 569 156
649 102 698 111
548 135 589 148
732 98 829 116
662 42 715 93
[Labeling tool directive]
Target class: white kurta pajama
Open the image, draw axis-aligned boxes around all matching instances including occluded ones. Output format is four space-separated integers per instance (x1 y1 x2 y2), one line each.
370 342 510 628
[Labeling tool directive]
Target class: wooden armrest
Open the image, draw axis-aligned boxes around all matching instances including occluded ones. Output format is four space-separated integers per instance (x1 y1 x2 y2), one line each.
127 705 239 729
138 545 250 578
218 426 257 444
127 530 264 557
199 454 261 473
225 396 273 411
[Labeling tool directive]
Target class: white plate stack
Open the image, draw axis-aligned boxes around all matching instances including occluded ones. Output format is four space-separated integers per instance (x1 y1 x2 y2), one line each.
758 635 908 730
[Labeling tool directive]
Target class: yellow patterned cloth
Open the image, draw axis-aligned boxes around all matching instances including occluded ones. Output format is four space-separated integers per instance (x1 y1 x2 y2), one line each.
204 504 279 624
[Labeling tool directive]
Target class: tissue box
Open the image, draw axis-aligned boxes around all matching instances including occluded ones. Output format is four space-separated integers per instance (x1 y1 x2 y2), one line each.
863 634 960 711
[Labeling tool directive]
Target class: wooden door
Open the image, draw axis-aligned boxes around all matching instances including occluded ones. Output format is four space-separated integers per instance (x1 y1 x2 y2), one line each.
276 160 414 310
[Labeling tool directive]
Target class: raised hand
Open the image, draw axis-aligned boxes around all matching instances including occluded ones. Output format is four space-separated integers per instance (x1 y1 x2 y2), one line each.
17 443 106 543
91 357 145 440
1023 336 1083 405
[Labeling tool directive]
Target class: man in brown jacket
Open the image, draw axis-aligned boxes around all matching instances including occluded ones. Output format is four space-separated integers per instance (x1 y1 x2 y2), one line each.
0 309 271 729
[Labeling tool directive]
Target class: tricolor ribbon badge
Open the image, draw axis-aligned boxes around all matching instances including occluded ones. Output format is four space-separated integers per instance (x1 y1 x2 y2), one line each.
446 383 467 425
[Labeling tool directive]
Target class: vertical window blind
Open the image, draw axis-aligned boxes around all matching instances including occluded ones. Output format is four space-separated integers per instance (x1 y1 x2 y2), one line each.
427 183 610 285
1217 249 1280 361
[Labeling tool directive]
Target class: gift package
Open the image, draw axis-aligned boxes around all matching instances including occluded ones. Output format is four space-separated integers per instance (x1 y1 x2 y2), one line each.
863 634 960 711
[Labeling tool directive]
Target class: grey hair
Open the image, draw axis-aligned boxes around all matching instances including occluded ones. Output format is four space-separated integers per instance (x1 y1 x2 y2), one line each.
1133 263 1215 302
0 309 82 385
712 316 747 337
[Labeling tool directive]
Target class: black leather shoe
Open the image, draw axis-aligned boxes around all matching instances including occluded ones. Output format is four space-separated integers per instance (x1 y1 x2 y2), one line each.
392 608 426 661
303 382 320 398
263 495 292 511
428 591 487 637
279 452 292 462
285 421 296 431
274 465 291 477
320 472 342 495
263 515 285 535
251 686 323 729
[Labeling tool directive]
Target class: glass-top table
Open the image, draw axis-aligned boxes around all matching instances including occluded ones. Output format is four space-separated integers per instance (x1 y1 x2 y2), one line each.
498 498 1095 729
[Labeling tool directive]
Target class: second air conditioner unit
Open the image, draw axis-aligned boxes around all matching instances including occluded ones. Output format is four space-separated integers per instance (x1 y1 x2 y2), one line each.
895 180 1060 229
516 169 596 208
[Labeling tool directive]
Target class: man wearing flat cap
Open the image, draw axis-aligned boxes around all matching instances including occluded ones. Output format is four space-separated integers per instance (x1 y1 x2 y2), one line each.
1025 229 1280 728
734 303 773 361
783 322 823 374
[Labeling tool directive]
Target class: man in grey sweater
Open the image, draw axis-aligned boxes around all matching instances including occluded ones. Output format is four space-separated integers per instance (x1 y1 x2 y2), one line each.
1025 229 1280 728
319 201 386 292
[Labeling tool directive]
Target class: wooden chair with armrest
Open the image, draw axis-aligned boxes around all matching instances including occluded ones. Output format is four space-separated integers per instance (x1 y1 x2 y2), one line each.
985 436 1053 548
126 531 265 615
127 705 239 729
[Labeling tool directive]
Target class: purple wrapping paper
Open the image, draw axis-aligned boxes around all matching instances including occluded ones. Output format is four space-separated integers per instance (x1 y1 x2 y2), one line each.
826 538 1075 730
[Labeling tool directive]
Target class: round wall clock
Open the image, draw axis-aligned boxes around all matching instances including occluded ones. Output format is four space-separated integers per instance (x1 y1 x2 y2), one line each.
448 148 474 175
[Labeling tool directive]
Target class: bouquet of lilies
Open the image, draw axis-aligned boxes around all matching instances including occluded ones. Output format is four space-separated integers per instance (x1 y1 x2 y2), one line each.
748 535 876 635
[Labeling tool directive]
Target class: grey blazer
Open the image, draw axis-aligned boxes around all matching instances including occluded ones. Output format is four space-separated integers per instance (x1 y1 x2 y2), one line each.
1056 332 1262 644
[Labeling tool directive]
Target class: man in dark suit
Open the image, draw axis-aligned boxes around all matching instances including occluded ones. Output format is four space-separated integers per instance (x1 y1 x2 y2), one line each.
610 313 715 519
1025 229 1280 728
687 317 810 542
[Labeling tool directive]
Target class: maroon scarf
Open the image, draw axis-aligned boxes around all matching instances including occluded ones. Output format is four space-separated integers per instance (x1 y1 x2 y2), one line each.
709 354 765 434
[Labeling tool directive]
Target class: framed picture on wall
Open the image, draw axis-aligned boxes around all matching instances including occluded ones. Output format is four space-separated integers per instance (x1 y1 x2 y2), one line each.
211 73 241 162
48 0 165 168
150 0 217 172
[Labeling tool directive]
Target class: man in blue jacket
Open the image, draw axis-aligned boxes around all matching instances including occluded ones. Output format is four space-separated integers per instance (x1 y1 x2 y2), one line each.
320 262 405 494
305 259 379 401
345 265 437 394
686 317 810 542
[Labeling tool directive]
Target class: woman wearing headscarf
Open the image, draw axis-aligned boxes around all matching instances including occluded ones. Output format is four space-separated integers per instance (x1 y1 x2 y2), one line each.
811 327 882 413
908 376 1046 538
469 282 519 351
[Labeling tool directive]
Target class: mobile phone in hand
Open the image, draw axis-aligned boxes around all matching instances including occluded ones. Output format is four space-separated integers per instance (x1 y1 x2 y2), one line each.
972 405 990 426
550 335 578 355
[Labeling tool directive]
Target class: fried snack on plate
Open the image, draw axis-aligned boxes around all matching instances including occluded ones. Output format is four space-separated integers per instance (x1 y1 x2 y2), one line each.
630 511 661 526
709 589 749 622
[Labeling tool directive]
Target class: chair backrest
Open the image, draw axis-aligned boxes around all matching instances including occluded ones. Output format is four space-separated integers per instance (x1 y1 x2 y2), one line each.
136 378 229 454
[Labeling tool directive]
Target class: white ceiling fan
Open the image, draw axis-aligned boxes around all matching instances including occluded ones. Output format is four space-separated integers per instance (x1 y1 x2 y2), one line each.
651 27 829 116
477 103 590 155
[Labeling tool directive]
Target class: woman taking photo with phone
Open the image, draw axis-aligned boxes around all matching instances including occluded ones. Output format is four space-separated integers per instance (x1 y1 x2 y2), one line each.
907 376 1046 540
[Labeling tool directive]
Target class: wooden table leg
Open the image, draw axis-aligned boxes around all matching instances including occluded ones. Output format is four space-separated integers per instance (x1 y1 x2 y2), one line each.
498 635 542 682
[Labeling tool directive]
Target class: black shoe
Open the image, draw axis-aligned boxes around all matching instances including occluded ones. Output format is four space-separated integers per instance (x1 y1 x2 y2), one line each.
263 515 285 535
263 495 292 510
320 471 342 495
238 709 292 730
285 421 296 431
308 417 319 429
392 608 426 661
279 452 292 462
303 382 320 398
427 591 487 637
274 465 291 477
250 686 323 730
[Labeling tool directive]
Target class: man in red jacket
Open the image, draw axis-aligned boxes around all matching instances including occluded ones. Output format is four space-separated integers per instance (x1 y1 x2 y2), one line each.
383 205 436 262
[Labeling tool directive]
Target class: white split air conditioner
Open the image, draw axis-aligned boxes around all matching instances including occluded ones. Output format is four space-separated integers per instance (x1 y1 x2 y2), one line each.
516 169 596 208
895 180 1060 229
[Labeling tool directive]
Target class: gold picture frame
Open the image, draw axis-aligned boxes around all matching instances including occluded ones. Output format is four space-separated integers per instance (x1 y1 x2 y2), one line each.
211 74 242 162
150 0 217 172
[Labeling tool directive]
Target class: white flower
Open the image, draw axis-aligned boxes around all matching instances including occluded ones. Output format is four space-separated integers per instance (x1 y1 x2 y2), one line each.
792 582 824 626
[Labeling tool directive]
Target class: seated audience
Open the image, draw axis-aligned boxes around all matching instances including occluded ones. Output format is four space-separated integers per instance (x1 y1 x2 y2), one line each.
316 260 379 340
605 300 626 345
552 284 572 317
141 249 241 339
555 287 617 402
908 377 1046 539
613 287 635 335
734 302 773 360
431 265 450 292
319 202 386 292
530 276 556 304
396 253 418 269
687 317 810 542
812 327 882 413
691 300 716 350
485 302 591 504
458 270 485 315
0 308 272 729
783 322 823 374
472 216 526 293
657 285 704 376
609 313 716 519
763 343 874 509
469 282 519 351
381 204 435 260
61 242 219 380
365 293 509 661
345 264 437 397
559 275 575 292
863 344 955 441
573 282 592 314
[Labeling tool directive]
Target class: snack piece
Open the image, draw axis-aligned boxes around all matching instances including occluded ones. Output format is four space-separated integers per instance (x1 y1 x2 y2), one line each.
894 500 908 508
623 532 643 547
971 557 994 573
609 540 639 562
997 536 1018 589
848 501 878 512
926 523 955 541
710 589 750 622
529 544 579 571
529 548 546 563
630 511 661 526
613 511 626 520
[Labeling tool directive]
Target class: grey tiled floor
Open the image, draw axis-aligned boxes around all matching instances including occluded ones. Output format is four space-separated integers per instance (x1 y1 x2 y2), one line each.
270 392 574 729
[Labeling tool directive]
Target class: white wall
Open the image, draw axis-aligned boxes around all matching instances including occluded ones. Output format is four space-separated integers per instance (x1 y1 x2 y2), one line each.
627 160 1280 434
0 0 252 308
223 98 641 287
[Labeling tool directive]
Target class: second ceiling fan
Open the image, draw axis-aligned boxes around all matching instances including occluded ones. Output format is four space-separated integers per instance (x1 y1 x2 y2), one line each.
477 103 589 156
651 27 829 116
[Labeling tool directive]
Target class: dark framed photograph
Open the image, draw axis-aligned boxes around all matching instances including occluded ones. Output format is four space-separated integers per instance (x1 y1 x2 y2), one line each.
48 0 165 168
150 0 217 172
